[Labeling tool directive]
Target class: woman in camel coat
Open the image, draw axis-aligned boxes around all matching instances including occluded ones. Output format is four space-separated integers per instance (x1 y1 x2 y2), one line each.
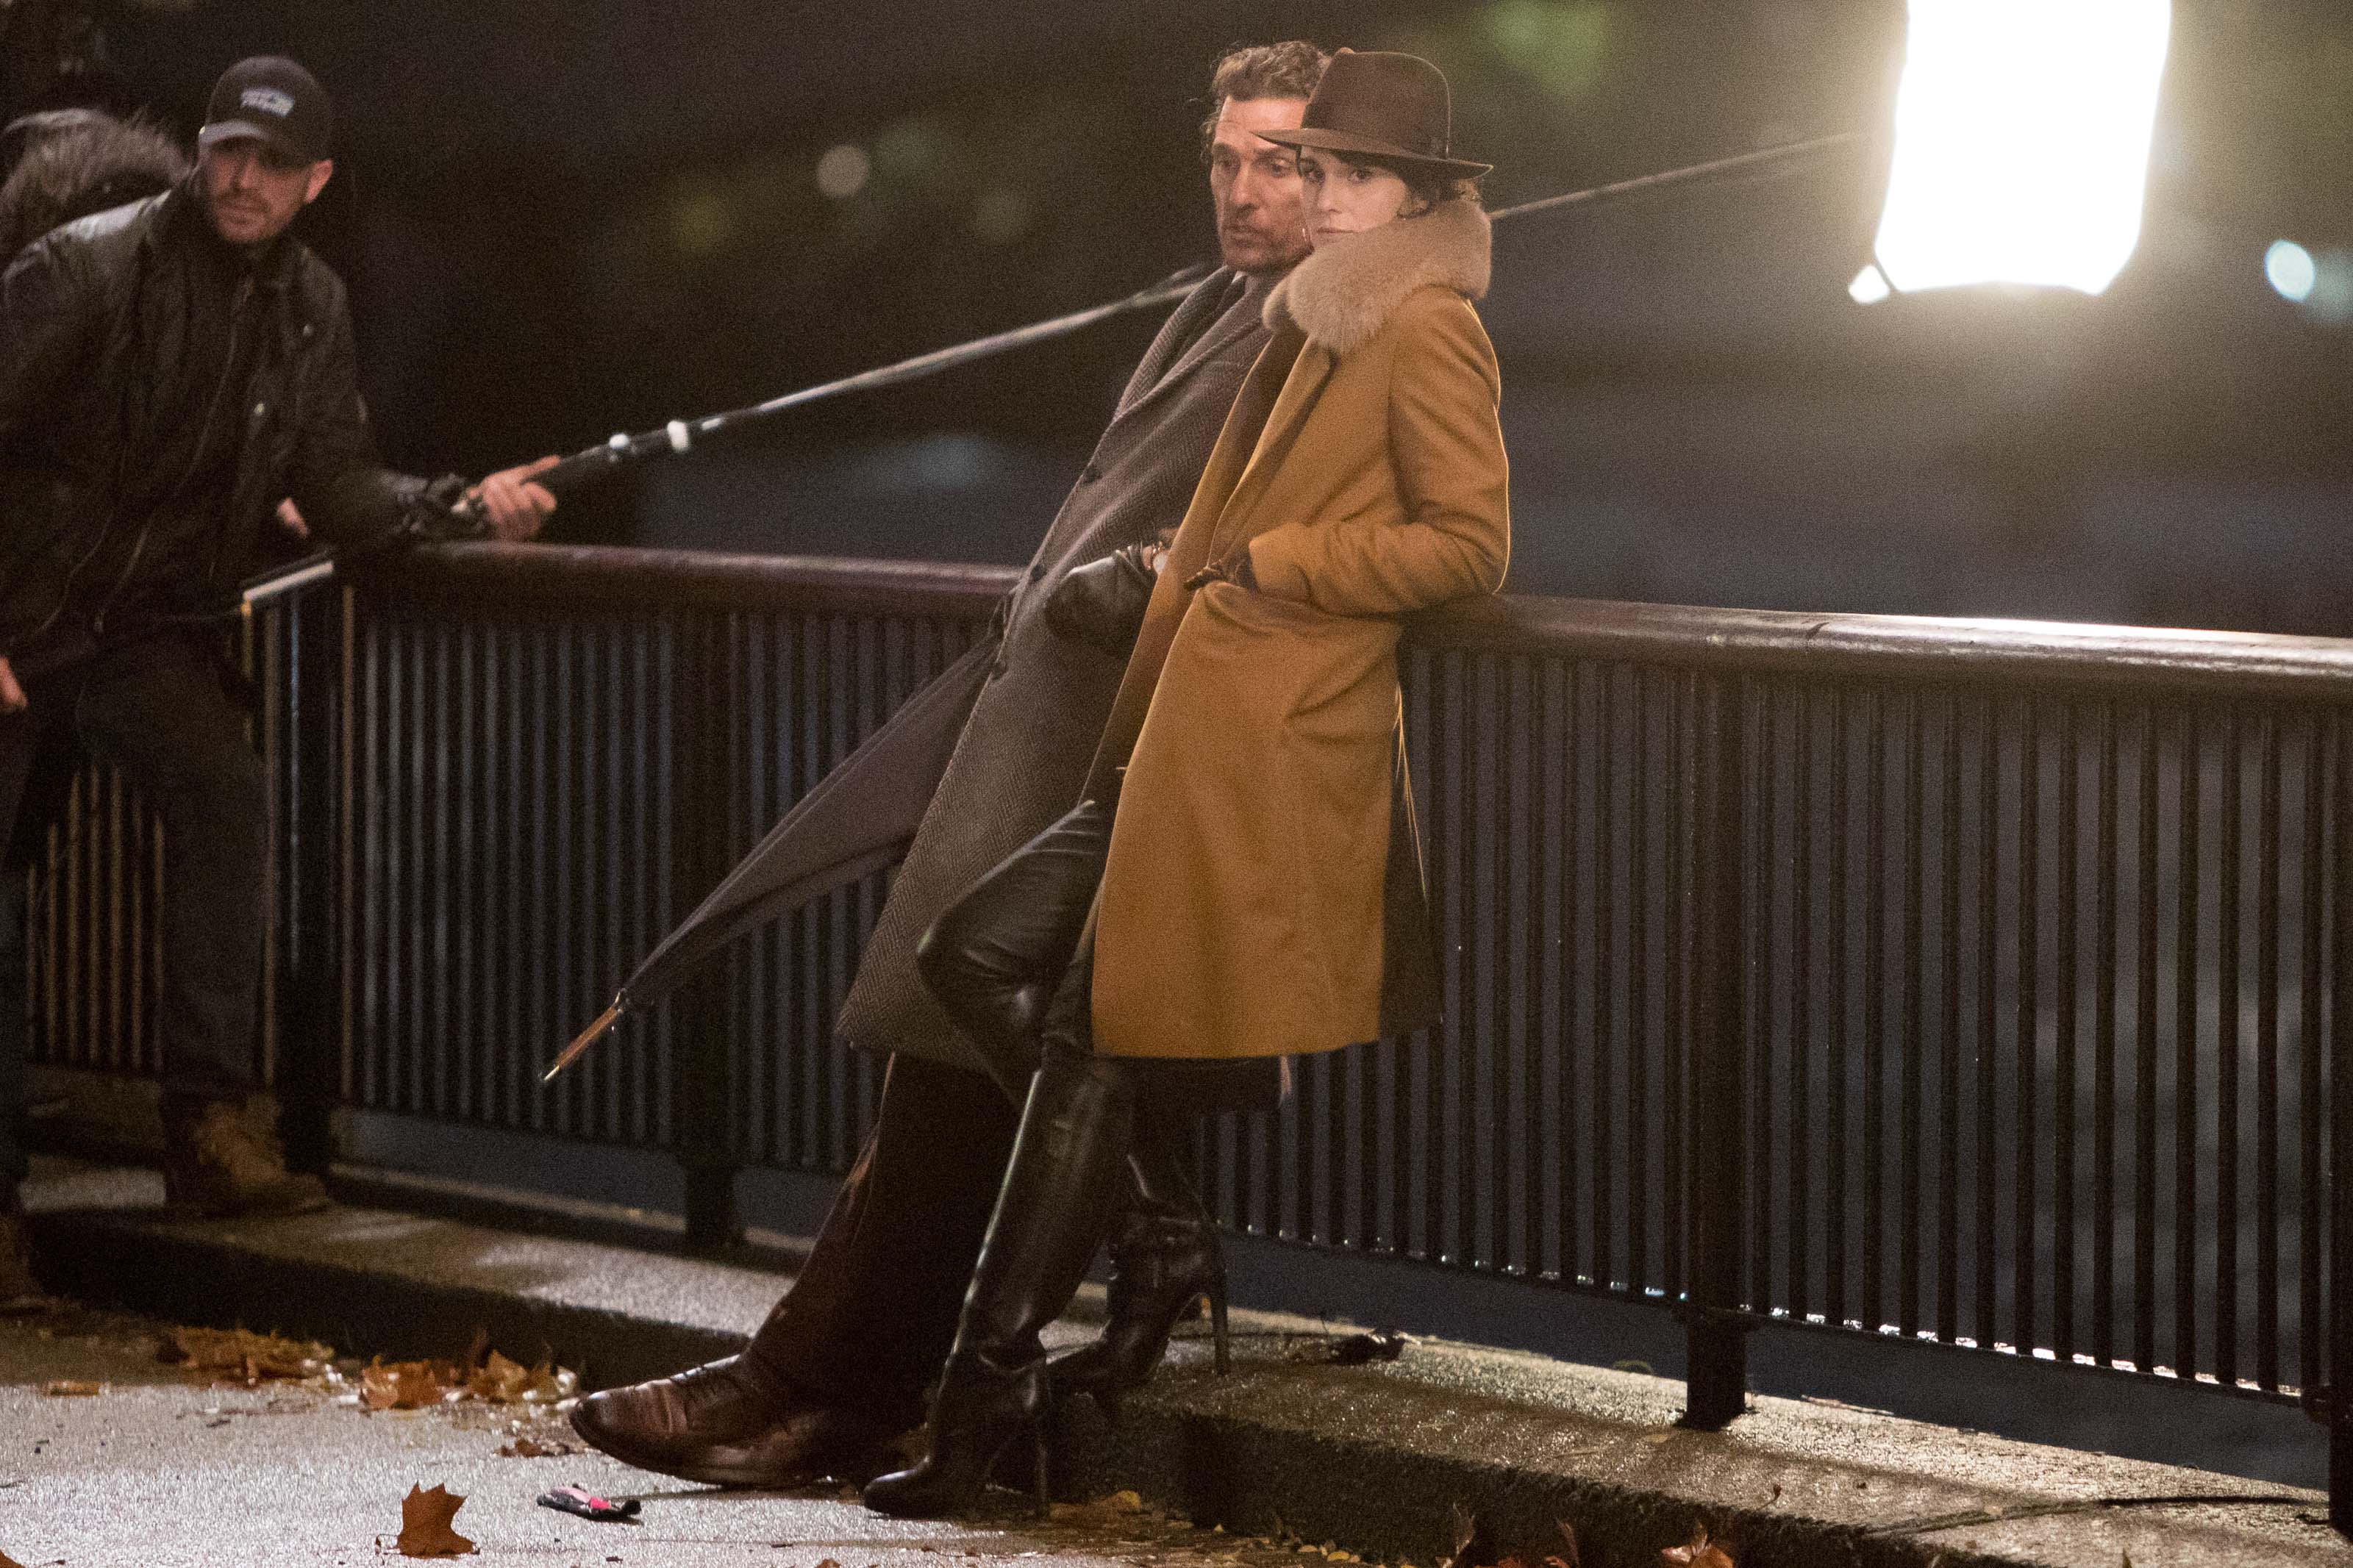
866 49 1509 1519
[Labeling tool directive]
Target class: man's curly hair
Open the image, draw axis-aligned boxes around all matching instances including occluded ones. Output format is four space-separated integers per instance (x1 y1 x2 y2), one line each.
1199 41 1329 159
0 108 189 259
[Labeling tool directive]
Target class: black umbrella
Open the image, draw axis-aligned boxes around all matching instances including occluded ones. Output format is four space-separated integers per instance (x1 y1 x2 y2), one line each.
541 639 993 1082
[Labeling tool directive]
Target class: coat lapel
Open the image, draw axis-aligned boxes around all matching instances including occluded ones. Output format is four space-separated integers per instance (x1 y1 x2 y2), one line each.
1208 339 1335 559
1111 271 1263 423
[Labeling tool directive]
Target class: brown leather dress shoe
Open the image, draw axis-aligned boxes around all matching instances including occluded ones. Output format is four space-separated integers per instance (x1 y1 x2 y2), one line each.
569 1356 911 1488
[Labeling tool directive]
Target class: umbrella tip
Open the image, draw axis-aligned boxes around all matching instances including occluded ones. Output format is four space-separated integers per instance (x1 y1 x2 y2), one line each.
541 998 629 1086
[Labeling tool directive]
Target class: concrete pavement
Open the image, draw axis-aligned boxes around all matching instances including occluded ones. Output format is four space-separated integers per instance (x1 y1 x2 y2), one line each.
17 1156 2353 1568
0 1303 1318 1568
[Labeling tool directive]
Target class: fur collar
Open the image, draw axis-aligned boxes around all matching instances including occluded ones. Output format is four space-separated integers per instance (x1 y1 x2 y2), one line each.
1264 198 1490 355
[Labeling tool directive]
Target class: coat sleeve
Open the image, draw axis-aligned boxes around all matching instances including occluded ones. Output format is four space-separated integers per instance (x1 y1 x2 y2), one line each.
282 290 472 550
1246 287 1510 615
0 237 100 657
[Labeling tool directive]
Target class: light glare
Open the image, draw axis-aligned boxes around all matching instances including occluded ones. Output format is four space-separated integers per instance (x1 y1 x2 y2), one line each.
2265 240 2317 303
1871 0 2171 297
1847 263 1893 304
816 144 871 201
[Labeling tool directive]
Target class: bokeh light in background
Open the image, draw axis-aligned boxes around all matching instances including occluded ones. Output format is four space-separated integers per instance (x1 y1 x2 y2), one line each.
1868 0 2171 297
815 144 871 201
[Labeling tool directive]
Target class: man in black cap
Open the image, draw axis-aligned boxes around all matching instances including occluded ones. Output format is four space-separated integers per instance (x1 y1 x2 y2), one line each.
0 55 557 1250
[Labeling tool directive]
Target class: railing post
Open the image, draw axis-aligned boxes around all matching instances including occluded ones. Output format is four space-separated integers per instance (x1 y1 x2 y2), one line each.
273 594 343 1174
670 611 743 1250
2329 712 2353 1532
1683 670 1751 1428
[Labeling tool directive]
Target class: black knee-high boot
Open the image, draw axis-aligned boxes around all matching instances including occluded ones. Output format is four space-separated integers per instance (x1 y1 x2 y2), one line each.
860 1038 1135 1518
1049 1109 1227 1417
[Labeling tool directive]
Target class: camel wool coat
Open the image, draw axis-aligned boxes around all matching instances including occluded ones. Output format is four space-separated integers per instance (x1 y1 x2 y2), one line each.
1087 198 1509 1061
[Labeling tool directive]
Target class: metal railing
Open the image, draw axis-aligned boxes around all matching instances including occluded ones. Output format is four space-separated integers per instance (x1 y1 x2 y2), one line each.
18 543 2353 1517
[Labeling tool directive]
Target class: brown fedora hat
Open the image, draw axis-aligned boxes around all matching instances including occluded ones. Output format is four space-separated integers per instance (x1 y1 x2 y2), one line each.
1257 49 1491 179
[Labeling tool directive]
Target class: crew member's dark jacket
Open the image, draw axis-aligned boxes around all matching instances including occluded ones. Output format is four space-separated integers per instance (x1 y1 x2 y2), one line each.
0 179 457 670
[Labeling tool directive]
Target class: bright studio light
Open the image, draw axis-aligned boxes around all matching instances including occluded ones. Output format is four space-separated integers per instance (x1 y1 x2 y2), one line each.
1867 0 2171 298
2265 240 2317 302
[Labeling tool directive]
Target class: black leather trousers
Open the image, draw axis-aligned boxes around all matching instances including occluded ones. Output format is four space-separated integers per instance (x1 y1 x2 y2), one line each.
915 799 1113 1100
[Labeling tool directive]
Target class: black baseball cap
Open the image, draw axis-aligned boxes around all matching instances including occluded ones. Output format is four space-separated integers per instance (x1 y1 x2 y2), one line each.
198 56 332 165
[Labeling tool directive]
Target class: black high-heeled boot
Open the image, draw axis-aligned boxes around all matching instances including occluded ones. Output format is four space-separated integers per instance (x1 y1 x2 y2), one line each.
1049 1125 1227 1418
862 1045 1136 1519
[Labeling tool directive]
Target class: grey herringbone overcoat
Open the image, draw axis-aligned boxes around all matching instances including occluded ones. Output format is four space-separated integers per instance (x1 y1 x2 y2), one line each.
834 268 1275 1067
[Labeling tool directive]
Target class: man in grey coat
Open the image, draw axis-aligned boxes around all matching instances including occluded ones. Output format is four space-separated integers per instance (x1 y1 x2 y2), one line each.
571 41 1329 1486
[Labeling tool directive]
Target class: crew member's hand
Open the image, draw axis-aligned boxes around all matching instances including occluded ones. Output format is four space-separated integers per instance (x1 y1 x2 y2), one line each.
0 656 25 715
467 456 560 542
274 498 310 540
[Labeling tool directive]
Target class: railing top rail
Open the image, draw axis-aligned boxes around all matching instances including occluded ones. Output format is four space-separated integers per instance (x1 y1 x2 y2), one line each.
1413 593 2353 701
373 543 2353 702
372 541 1020 619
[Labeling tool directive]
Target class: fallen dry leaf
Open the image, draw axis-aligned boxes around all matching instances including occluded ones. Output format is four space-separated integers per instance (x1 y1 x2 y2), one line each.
39 1381 101 1397
365 1359 460 1411
158 1325 335 1386
467 1350 532 1402
497 1435 577 1458
0 1550 24 1568
397 1483 476 1558
1660 1525 1733 1567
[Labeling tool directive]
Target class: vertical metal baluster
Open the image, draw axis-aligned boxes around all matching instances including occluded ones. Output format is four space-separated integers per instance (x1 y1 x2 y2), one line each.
1976 695 2001 1350
811 619 841 1170
1828 689 1850 1329
2327 712 2353 1529
499 624 523 1127
462 620 485 1123
532 618 553 1130
1593 664 1616 1291
1665 668 1690 1307
1864 689 1888 1333
2218 705 2244 1387
1902 690 1926 1337
2257 709 2282 1392
1460 651 1483 1264
1628 670 1652 1294
2305 714 2326 1393
1939 690 1963 1344
1753 682 1779 1317
2094 701 2121 1370
1518 656 1543 1274
2135 704 2161 1375
786 615 813 1167
1791 687 1814 1324
1496 658 1515 1269
1391 650 1427 1256
2016 698 2041 1356
2054 703 2081 1363
410 626 433 1115
1424 648 1454 1260
337 590 359 1112
2177 706 2204 1378
1557 660 1582 1283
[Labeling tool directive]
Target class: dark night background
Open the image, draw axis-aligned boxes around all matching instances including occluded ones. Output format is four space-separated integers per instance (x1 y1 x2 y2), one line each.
12 0 2350 623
